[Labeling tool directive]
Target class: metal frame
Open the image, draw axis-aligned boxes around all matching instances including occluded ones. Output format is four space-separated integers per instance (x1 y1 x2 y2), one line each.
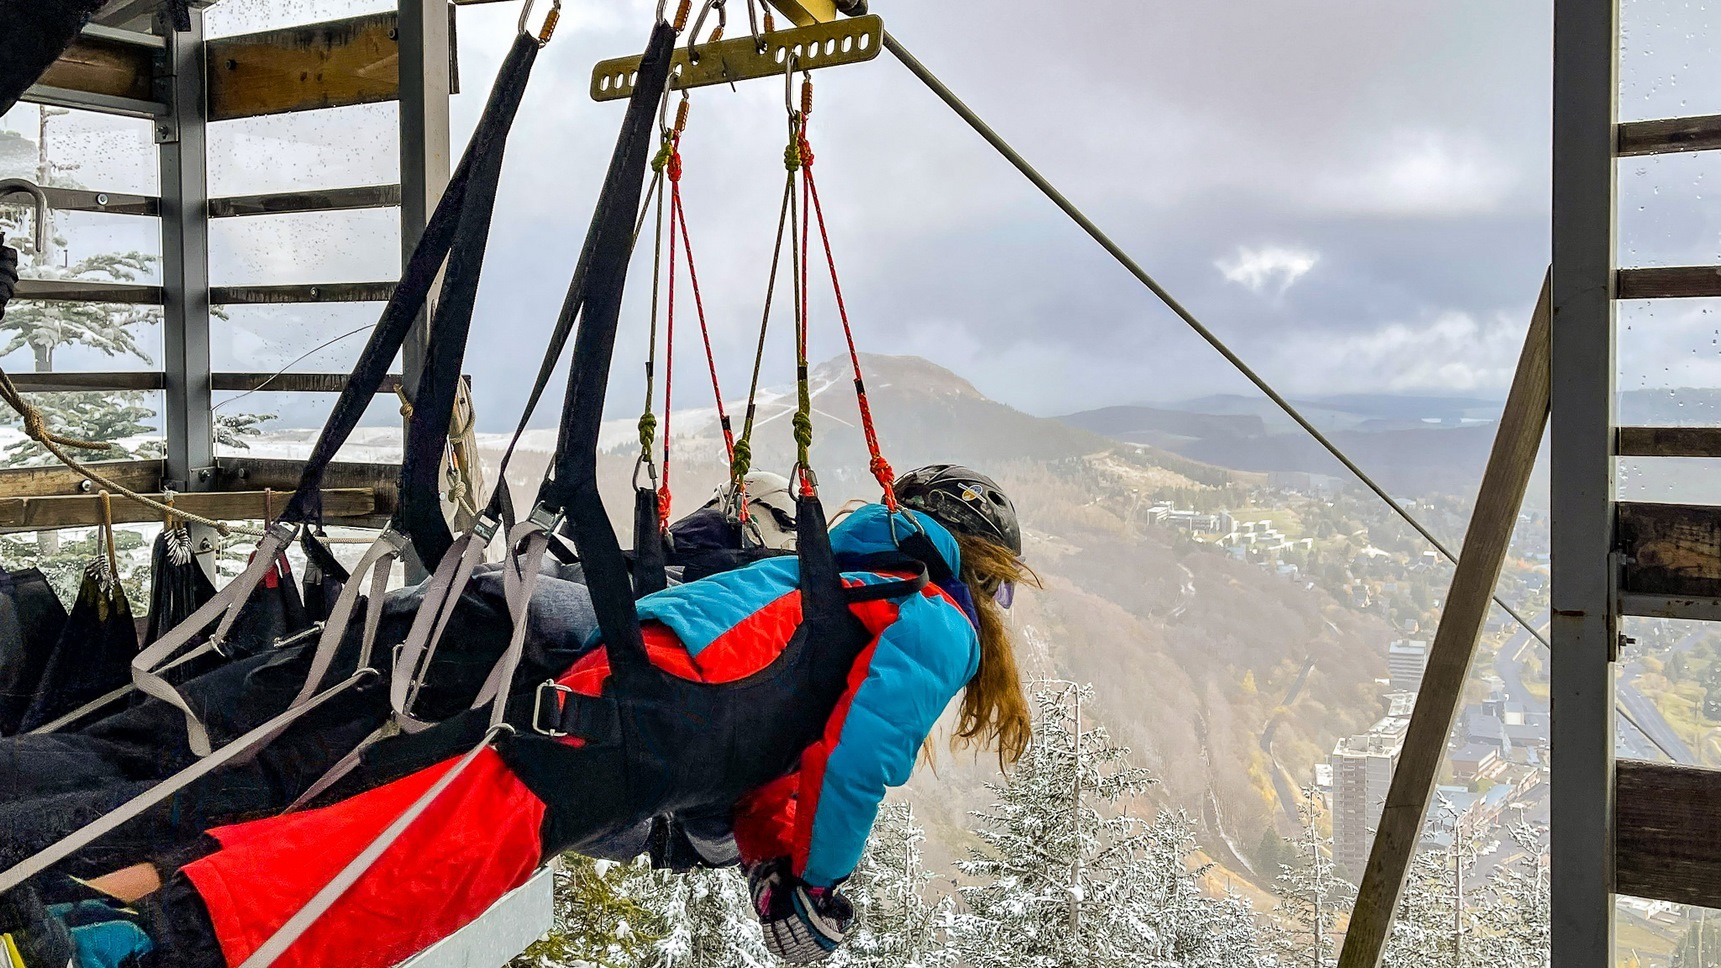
396 0 453 409
1549 0 1619 966
156 7 215 492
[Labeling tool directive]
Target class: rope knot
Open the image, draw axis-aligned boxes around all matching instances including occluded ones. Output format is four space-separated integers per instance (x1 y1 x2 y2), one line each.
797 134 813 169
783 139 801 172
729 437 752 479
666 148 683 183
792 409 813 448
652 140 674 173
20 405 44 442
637 411 658 453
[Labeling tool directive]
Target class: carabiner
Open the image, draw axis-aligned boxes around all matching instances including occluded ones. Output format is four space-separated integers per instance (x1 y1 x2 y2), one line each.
0 178 50 253
518 0 561 47
687 0 726 64
744 0 766 52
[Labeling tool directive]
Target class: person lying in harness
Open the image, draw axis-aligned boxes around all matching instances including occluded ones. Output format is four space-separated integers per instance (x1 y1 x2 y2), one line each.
2 465 1035 968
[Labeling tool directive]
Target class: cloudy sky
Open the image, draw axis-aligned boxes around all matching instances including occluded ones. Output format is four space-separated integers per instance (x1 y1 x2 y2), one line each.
4 0 1719 429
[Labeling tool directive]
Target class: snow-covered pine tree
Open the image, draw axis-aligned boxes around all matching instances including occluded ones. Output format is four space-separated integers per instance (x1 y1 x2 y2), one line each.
1472 818 1549 968
644 865 770 968
1380 798 1487 968
1267 789 1353 968
514 856 669 968
833 801 956 968
952 682 1268 968
2 107 161 470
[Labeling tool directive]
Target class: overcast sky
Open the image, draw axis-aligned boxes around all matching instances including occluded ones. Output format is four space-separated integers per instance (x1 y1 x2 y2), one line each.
5 0 1719 429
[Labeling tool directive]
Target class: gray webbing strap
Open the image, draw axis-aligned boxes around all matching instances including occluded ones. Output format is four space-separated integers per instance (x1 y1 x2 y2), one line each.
131 523 296 756
483 524 548 728
0 669 377 895
390 523 493 732
235 726 506 968
290 529 405 709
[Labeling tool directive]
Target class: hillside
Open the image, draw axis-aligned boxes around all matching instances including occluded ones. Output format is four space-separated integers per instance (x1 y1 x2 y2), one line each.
561 355 1392 882
251 353 1398 890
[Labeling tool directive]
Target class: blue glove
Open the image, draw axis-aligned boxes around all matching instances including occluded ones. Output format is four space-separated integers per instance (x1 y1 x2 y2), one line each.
747 858 853 964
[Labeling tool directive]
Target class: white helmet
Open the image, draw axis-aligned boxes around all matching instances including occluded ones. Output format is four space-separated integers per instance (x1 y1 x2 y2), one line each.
704 471 798 550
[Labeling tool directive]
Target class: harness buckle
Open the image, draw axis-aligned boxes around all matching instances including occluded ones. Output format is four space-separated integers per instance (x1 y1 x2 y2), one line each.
526 502 565 535
532 681 573 737
470 513 501 544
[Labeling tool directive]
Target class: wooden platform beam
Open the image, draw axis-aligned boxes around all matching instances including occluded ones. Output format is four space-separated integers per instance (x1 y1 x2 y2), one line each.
1616 759 1721 907
210 282 397 304
0 460 164 500
1616 265 1721 300
206 13 401 122
1618 114 1721 157
1616 426 1721 458
208 184 401 218
1617 502 1721 600
1337 273 1552 968
0 487 374 530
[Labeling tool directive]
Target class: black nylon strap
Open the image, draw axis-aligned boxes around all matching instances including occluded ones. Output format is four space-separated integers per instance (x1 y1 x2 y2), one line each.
794 493 849 631
394 35 540 565
535 22 676 685
281 38 538 529
633 487 668 597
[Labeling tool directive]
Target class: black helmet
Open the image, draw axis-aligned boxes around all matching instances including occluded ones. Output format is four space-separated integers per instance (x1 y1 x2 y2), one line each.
892 464 1021 555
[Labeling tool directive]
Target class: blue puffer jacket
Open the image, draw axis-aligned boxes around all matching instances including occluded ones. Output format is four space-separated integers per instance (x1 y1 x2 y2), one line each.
615 503 981 886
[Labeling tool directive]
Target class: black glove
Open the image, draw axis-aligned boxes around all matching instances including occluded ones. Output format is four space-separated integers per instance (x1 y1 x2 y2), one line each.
746 858 853 964
0 242 18 323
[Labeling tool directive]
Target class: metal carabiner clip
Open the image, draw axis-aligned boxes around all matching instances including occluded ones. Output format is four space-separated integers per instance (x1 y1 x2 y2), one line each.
518 0 561 47
687 0 726 64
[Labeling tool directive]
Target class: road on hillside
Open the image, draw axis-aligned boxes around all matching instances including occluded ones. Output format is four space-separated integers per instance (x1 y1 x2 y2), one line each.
1494 613 1688 762
1260 657 1318 828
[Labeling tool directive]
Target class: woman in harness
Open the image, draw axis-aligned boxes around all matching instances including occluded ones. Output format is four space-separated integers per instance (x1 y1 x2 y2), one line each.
5 465 1034 968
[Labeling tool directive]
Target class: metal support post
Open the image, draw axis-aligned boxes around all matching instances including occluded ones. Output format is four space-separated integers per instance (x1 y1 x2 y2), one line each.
1550 0 1620 964
157 8 213 492
396 0 452 405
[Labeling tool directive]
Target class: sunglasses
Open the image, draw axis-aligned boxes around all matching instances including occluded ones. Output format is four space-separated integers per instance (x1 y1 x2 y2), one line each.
995 581 1015 610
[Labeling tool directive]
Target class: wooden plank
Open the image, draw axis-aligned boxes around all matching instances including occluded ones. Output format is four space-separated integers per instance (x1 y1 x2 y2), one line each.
1618 426 1721 458
208 184 401 218
40 187 160 217
211 282 397 304
207 13 401 122
215 457 400 517
2 372 165 392
213 372 406 394
1618 502 1721 599
1616 759 1721 906
12 280 164 304
0 460 163 499
0 488 374 529
592 15 883 102
36 33 156 103
1617 266 1721 300
1618 114 1721 157
1338 273 1552 968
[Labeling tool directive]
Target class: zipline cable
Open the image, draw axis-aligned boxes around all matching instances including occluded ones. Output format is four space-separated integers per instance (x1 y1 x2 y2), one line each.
881 32 1549 650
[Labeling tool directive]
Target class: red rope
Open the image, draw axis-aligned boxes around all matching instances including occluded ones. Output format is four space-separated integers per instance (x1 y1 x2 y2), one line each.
800 134 897 511
658 138 681 530
674 185 735 468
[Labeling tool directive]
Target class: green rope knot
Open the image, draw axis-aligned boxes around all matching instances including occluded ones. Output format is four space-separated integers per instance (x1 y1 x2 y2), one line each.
792 409 813 449
637 411 658 454
652 140 674 173
729 437 752 480
783 139 801 172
